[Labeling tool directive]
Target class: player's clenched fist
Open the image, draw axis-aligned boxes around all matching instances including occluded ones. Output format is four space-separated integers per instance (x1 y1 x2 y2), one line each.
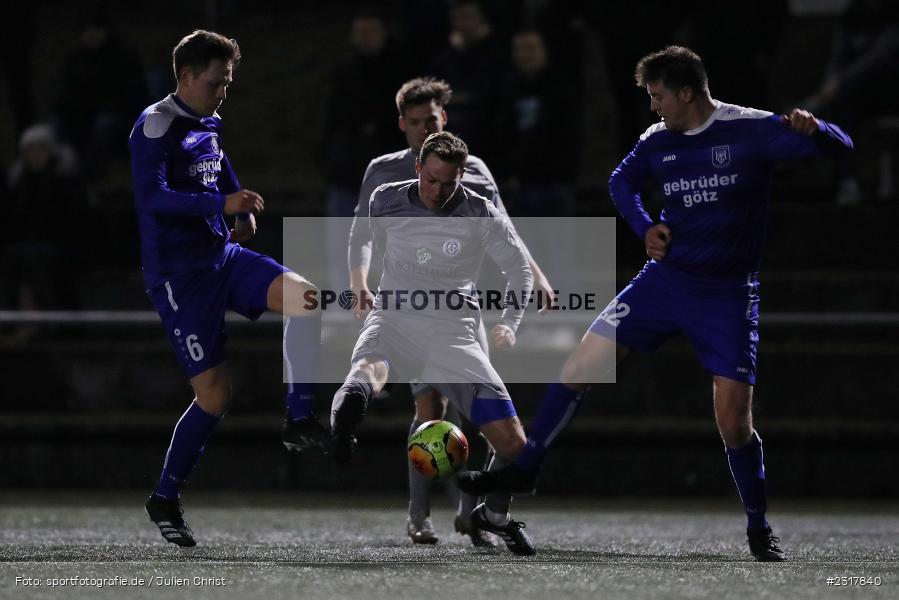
352 286 375 321
229 213 256 242
491 323 516 349
781 109 819 136
644 223 672 260
224 189 265 215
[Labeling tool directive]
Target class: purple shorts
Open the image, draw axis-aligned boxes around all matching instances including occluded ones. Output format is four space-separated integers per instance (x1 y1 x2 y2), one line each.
145 244 288 378
589 261 760 384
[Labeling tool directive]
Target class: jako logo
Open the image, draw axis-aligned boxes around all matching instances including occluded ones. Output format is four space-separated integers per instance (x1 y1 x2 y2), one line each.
662 154 676 162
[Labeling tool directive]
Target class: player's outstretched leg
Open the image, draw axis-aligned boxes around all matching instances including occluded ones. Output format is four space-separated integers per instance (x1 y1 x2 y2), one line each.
456 381 588 496
458 334 623 496
330 364 379 463
275 274 328 453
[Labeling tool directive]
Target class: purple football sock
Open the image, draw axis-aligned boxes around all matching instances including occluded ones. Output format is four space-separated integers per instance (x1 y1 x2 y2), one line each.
155 401 220 499
515 382 585 471
726 430 770 531
283 313 321 420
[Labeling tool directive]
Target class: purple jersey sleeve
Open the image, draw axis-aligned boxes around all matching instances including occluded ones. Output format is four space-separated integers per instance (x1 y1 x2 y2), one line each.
219 154 251 220
219 154 241 195
760 115 853 163
130 128 226 217
608 140 655 240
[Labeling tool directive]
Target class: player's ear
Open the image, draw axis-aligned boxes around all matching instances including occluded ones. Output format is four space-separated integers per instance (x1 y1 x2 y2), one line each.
398 114 407 132
415 157 422 175
440 110 448 127
178 66 195 86
680 86 694 103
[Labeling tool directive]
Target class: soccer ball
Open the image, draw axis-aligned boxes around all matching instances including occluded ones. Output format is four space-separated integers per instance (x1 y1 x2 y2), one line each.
407 420 469 479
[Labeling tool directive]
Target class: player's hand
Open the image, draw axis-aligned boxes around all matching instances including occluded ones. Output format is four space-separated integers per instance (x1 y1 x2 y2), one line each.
224 189 264 215
229 213 256 243
781 109 819 136
491 324 516 349
533 273 556 314
644 223 672 260
352 285 375 320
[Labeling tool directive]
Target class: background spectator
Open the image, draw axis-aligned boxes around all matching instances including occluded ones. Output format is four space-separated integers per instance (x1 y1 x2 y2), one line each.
429 0 507 166
1 124 88 338
316 10 412 290
51 14 148 183
497 30 580 217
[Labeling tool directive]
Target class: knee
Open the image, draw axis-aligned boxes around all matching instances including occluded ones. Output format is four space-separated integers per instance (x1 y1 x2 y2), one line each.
354 359 385 385
482 419 526 460
717 412 752 447
278 273 321 317
343 359 386 396
494 432 526 460
194 385 231 417
191 368 231 417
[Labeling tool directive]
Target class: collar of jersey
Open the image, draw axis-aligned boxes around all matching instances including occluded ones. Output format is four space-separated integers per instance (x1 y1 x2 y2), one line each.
168 94 220 121
683 99 722 136
409 182 463 213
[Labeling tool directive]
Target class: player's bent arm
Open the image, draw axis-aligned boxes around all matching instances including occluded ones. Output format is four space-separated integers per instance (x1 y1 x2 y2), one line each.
366 190 389 286
130 136 226 217
347 215 373 274
349 266 370 291
220 154 253 224
765 112 853 162
495 215 553 309
527 256 555 312
608 144 655 241
219 154 242 195
485 210 534 333
470 155 506 216
482 178 555 310
349 267 374 319
348 167 381 276
811 118 854 154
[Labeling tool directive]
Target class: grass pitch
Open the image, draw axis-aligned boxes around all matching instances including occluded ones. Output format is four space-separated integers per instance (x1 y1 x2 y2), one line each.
1 493 896 599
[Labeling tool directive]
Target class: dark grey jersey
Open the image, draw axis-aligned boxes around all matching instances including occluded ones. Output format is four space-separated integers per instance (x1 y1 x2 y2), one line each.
349 148 507 270
367 180 532 332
